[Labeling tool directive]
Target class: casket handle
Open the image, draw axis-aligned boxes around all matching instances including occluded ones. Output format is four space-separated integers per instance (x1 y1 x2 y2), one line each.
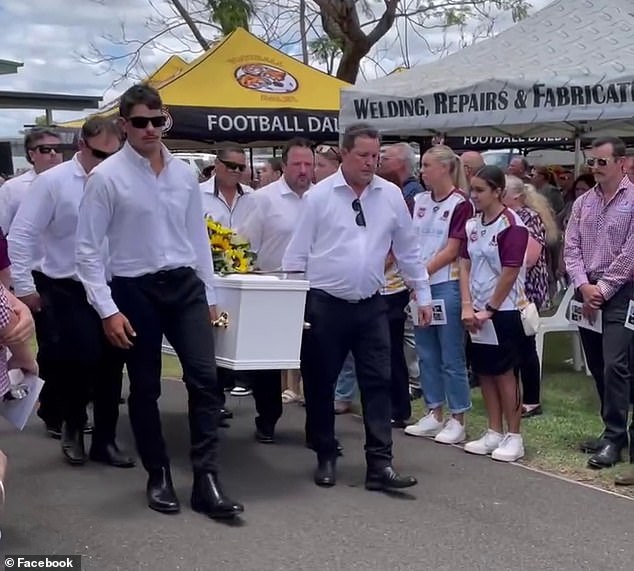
212 311 229 328
303 321 312 330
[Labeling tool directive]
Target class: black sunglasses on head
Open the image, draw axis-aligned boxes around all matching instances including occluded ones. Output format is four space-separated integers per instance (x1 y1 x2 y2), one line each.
351 198 366 227
31 144 60 155
218 158 246 172
127 115 167 129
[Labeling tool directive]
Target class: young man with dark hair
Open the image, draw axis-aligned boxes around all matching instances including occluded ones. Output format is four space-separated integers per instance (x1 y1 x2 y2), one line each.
75 84 243 519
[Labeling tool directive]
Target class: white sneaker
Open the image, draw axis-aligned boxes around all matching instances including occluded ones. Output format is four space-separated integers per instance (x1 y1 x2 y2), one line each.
464 429 504 455
491 433 525 462
404 412 444 437
434 418 466 444
230 386 252 397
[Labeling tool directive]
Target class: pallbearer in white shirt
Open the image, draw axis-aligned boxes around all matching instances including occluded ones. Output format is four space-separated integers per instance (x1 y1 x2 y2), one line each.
460 165 529 463
283 123 433 491
237 138 314 443
199 147 254 228
75 85 243 519
8 118 132 467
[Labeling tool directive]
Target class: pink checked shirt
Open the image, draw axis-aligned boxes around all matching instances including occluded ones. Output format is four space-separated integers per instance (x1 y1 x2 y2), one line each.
564 176 634 300
0 285 12 396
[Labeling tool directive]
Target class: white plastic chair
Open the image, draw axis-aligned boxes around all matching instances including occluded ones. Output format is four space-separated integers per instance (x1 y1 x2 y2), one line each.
535 284 590 377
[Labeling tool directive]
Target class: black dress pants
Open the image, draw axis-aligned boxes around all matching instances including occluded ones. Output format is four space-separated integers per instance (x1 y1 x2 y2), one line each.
110 267 222 474
384 290 411 422
576 284 634 446
217 368 282 432
301 289 392 469
32 272 122 446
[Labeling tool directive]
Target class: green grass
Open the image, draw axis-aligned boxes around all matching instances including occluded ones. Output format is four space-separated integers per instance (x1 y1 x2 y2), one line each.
411 332 634 497
159 335 634 495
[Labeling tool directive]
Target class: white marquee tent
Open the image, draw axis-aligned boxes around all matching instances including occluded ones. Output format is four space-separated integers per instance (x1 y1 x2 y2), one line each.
339 0 634 139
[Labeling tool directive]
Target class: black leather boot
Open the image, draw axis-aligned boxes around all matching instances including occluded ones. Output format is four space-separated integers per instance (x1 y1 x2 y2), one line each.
147 467 180 514
314 458 336 487
61 424 87 466
191 473 244 519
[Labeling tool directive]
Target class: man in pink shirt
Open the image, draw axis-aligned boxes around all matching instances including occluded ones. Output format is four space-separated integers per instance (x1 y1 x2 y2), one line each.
564 136 634 470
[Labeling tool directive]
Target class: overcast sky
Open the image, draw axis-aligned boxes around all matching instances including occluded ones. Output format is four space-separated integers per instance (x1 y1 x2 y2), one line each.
0 0 553 137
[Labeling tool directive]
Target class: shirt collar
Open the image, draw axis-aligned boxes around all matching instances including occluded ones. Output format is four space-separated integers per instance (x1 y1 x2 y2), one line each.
331 167 383 193
213 176 244 197
122 141 173 168
71 153 90 178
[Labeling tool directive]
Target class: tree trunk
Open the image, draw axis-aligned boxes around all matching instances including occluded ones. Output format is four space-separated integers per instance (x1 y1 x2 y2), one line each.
299 0 308 64
169 0 210 50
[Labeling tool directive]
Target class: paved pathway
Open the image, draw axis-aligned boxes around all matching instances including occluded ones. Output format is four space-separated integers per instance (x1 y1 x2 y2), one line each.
1 379 633 570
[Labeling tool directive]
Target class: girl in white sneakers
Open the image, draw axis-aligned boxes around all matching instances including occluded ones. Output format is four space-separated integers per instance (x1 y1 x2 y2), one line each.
459 165 529 462
404 145 473 444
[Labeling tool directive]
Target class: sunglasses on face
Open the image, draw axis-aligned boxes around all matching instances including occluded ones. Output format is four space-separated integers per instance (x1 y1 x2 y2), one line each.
586 157 618 167
84 140 116 160
351 198 366 227
31 144 60 155
218 158 246 172
127 116 167 129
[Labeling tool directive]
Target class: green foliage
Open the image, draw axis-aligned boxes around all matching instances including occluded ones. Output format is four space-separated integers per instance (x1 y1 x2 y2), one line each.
206 0 255 35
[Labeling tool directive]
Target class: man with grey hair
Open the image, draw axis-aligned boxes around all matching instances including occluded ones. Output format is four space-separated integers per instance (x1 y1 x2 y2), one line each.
379 143 423 214
461 151 485 188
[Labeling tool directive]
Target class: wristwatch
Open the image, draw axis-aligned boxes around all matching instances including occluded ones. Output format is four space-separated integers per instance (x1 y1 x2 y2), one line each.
485 303 498 315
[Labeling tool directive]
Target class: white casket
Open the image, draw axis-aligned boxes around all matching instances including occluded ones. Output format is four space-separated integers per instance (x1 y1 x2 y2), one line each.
212 273 309 370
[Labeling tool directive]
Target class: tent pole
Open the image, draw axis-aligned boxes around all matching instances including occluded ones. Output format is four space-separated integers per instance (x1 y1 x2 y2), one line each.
574 132 582 177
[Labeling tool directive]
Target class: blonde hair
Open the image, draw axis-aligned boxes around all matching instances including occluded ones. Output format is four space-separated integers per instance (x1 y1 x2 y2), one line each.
423 144 469 191
504 175 560 245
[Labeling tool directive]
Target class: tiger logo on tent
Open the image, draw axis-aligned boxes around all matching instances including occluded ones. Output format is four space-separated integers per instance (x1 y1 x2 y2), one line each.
234 63 298 94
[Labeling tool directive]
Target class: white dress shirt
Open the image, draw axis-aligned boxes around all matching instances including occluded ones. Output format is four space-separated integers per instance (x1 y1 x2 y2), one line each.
200 176 256 229
282 169 432 305
0 168 37 235
76 142 216 319
8 155 102 297
237 177 308 272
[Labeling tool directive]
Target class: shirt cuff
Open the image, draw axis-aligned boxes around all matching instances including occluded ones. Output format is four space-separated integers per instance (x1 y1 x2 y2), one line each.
571 272 589 290
596 280 616 302
415 287 432 307
205 284 217 306
95 298 119 320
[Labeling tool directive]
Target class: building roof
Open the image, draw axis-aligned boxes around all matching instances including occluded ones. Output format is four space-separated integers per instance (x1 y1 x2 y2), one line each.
0 91 101 111
0 59 23 75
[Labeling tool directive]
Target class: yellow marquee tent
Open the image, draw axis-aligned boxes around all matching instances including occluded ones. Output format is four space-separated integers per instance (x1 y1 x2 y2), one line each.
64 28 349 144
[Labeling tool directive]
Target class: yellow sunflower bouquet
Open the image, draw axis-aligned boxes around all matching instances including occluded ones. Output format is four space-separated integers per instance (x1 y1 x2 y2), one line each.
206 218 256 274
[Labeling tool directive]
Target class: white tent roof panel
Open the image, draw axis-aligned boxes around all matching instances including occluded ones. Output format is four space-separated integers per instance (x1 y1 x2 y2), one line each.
339 0 634 138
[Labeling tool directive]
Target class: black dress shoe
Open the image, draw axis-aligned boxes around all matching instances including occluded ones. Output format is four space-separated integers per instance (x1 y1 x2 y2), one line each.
61 425 87 466
521 405 543 419
147 467 180 514
306 439 344 456
255 428 275 444
119 397 126 405
579 436 603 454
90 443 136 468
46 423 62 439
365 466 417 491
588 442 623 469
391 419 409 429
221 408 233 420
191 472 244 519
314 459 336 487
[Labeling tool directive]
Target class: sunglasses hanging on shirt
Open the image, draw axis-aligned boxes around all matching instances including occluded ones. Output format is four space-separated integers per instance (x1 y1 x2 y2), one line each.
351 198 366 227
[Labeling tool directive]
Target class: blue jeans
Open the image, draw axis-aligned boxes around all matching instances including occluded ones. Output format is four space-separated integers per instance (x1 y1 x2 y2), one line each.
335 352 356 402
415 280 471 414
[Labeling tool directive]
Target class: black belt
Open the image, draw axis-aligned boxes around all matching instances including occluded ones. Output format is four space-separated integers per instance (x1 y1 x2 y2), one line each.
310 289 379 304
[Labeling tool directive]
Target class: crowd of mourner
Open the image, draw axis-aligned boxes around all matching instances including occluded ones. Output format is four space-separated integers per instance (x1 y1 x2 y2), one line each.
0 82 632 525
